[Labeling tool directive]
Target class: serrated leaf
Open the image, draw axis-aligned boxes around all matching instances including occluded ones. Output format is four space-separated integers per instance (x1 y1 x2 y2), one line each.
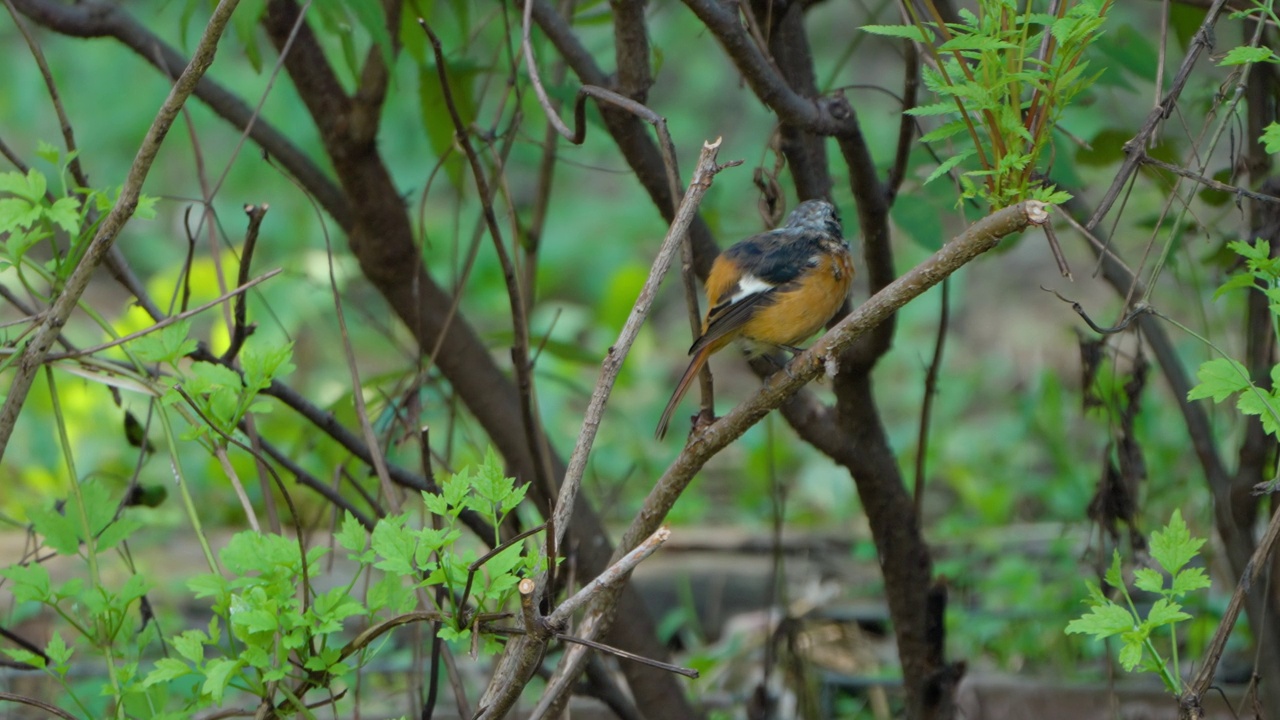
201 658 242 704
1187 357 1251 402
1219 45 1274 66
45 197 81 235
918 118 970 143
1236 388 1280 436
241 340 295 391
3 647 45 669
1215 272 1259 299
132 320 197 364
1065 599 1133 639
1133 567 1164 594
145 658 190 686
1149 509 1204 576
1146 598 1192 628
905 100 964 118
924 150 974 185
1104 549 1124 589
860 24 927 42
172 630 207 664
0 560 52 603
1262 123 1280 155
1172 567 1212 595
1117 636 1144 670
336 512 369 554
44 631 71 667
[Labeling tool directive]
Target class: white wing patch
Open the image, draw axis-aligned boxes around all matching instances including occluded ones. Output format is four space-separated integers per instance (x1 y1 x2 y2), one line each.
728 274 774 303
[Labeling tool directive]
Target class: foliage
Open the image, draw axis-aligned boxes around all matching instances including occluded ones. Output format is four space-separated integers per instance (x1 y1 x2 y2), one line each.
1188 239 1280 489
2 0 1278 715
864 0 1110 208
1065 509 1211 694
0 451 543 718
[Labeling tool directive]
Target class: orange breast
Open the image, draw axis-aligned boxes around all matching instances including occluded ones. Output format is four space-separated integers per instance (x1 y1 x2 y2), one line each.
740 246 853 347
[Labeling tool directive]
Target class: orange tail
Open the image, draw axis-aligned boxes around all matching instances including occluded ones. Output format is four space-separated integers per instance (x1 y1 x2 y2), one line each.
655 346 714 440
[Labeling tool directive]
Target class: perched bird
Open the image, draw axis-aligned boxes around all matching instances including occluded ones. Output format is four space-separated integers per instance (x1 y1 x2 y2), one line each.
656 199 854 439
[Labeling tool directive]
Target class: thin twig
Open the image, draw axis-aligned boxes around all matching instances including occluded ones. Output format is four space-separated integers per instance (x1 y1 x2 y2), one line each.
548 526 671 626
1085 0 1233 230
1042 287 1153 335
45 270 281 361
913 278 949 523
0 692 78 720
221 204 269 363
422 18 554 519
1139 153 1280 204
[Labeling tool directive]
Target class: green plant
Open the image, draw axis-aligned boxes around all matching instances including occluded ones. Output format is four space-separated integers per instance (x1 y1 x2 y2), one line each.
1185 239 1280 459
863 0 1110 208
0 146 156 294
0 451 542 718
1065 509 1211 693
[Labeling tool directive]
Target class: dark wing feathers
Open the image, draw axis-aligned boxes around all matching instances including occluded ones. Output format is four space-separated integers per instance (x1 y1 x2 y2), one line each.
720 230 824 287
689 290 777 355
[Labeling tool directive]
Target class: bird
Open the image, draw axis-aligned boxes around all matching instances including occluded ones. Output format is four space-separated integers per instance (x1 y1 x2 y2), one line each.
655 199 854 440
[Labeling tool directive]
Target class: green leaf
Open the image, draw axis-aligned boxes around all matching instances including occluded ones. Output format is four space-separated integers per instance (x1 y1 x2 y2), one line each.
45 197 81 235
44 631 72 667
96 517 143 551
371 515 418 576
1149 509 1204 576
132 320 197 364
172 630 207 664
1133 568 1164 595
438 625 471 644
1236 388 1280 436
924 150 974 186
201 657 242 704
1117 635 1145 670
417 63 472 191
34 140 61 167
145 658 191 686
3 647 45 669
0 561 52 603
860 24 927 42
1227 238 1270 262
1065 599 1134 639
1262 123 1280 155
241 340 295 392
1172 567 1212 595
1215 272 1259 299
917 118 970 143
27 504 81 556
1219 45 1274 66
1187 357 1251 402
336 512 370 555
1146 598 1192 629
1103 549 1124 590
